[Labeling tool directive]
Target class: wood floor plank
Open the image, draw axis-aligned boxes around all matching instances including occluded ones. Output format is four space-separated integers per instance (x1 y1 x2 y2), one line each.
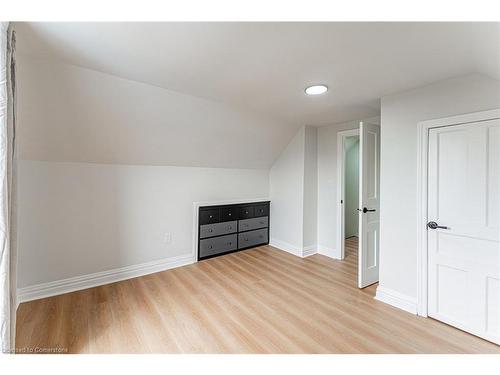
15 237 500 353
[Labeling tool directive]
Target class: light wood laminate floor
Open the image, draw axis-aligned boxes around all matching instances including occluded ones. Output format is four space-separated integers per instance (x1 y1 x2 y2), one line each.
16 237 500 353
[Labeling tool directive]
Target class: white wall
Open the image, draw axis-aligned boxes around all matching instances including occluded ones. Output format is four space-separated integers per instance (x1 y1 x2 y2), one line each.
316 117 379 257
17 56 294 169
344 137 359 238
17 161 269 288
303 126 318 250
379 74 500 302
269 127 305 255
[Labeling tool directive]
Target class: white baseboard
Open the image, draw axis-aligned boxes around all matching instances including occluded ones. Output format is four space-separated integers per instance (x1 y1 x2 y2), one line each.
269 238 303 257
269 239 318 258
17 253 195 304
374 286 418 315
302 245 317 257
316 244 339 259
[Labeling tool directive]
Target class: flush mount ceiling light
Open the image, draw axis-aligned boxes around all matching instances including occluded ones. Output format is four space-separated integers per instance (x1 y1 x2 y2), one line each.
305 84 328 96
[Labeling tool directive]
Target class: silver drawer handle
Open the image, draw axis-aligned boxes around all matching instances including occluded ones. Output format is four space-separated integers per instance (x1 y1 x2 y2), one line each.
209 215 213 219
226 242 232 246
228 213 232 216
209 245 213 249
209 229 213 232
228 226 232 230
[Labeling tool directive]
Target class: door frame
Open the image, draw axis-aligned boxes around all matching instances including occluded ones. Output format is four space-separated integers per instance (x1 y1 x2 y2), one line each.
416 108 500 317
336 128 360 260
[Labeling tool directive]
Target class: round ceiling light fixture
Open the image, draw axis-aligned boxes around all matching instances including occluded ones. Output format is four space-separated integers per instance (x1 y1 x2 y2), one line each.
305 84 328 96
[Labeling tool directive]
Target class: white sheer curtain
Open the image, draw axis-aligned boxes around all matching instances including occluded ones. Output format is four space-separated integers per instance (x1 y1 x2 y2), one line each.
0 22 17 354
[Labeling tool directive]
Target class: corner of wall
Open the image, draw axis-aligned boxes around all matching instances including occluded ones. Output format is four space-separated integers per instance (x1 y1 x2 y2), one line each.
269 126 305 254
269 238 303 257
316 245 338 258
302 126 318 253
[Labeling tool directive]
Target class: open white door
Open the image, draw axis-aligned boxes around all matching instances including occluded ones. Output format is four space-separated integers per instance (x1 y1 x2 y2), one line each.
358 122 380 288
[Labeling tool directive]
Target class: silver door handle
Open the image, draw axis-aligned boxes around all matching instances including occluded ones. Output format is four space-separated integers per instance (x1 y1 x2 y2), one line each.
427 221 449 230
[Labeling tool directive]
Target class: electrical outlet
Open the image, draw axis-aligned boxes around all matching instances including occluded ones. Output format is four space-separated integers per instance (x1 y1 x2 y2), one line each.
163 233 172 244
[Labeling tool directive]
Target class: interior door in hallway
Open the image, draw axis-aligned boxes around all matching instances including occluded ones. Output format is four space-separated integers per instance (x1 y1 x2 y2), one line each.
427 119 500 344
358 122 380 288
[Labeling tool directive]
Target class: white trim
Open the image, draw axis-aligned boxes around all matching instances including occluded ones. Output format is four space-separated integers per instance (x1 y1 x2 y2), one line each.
192 197 270 261
269 238 303 257
269 240 318 258
418 108 500 129
416 108 500 317
336 128 360 260
302 245 317 257
17 253 195 303
317 244 337 258
375 286 417 315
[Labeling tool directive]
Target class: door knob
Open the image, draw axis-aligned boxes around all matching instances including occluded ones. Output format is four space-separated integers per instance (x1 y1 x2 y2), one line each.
358 207 376 213
427 221 449 230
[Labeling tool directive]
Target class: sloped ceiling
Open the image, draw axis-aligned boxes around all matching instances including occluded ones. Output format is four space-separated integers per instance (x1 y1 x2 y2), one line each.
14 22 500 168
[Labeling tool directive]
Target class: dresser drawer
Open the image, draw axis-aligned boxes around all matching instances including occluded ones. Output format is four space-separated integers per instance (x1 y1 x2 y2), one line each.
238 228 268 249
200 220 237 239
254 204 269 217
199 234 237 258
220 206 237 222
239 206 254 219
199 208 220 225
238 216 268 232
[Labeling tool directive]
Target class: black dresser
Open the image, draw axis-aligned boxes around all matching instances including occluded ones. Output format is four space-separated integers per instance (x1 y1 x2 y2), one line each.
198 201 270 260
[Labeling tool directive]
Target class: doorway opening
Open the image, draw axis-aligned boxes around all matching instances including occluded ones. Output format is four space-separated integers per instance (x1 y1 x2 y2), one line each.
343 135 360 276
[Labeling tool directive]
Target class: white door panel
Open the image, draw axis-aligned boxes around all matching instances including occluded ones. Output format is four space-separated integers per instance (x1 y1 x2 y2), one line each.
428 119 500 344
358 122 380 288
